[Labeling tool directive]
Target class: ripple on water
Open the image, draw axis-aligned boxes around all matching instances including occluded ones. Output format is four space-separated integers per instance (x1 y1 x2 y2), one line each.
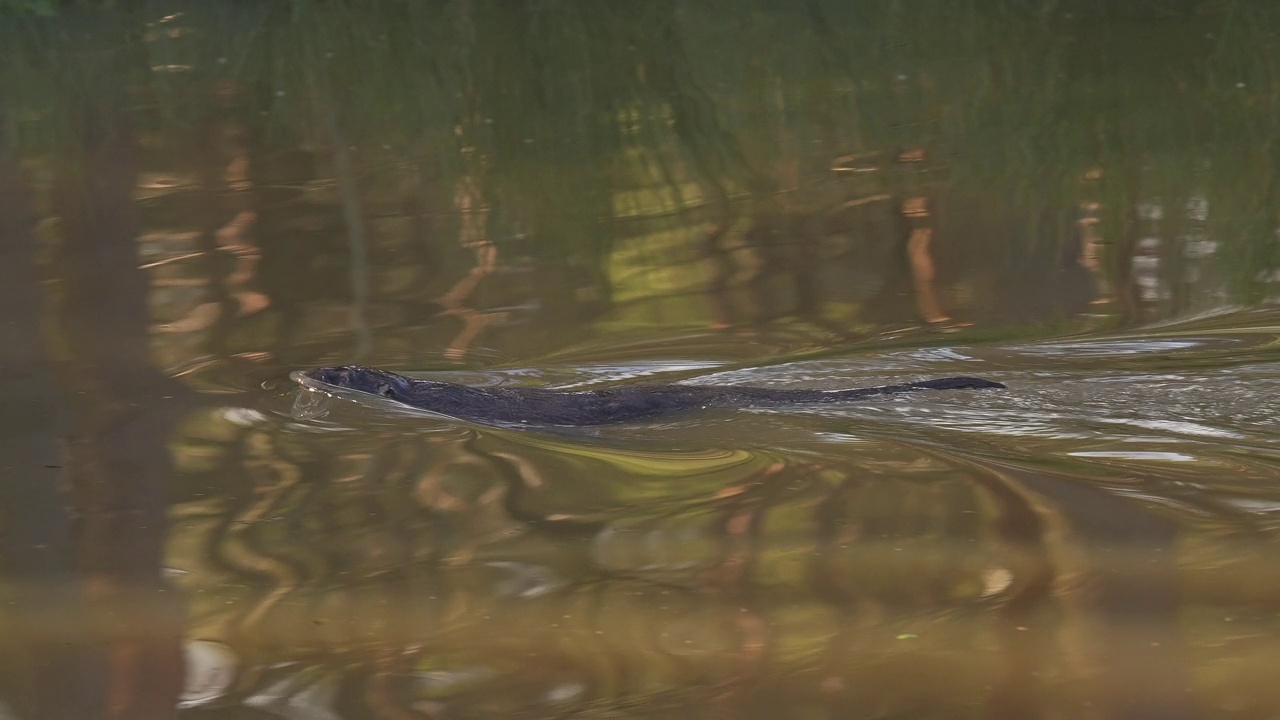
160 320 1280 718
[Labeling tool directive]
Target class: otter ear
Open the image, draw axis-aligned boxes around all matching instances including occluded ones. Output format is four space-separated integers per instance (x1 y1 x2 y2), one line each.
376 383 394 398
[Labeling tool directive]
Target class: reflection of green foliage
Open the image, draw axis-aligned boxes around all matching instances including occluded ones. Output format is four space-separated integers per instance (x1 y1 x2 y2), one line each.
504 431 758 476
4 0 1280 306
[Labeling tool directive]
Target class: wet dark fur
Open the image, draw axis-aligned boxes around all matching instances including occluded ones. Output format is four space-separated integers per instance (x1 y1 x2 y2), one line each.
305 366 1006 426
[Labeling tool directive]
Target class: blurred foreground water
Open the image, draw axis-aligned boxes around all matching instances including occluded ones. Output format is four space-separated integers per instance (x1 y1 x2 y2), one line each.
3 2 1280 718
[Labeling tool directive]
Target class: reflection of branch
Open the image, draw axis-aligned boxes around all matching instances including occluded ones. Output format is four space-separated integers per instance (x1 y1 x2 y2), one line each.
414 442 496 566
808 477 862 606
226 436 305 634
150 96 269 339
152 212 269 334
435 163 501 360
835 192 892 210
365 649 420 720
901 190 955 326
1077 200 1113 305
703 462 796 709
907 227 948 324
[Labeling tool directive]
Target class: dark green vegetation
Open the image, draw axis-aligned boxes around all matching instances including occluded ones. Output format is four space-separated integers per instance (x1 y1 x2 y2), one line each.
2 0 1279 353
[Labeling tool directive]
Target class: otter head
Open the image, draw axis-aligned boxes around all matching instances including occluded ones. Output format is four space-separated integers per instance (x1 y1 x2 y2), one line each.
307 366 415 400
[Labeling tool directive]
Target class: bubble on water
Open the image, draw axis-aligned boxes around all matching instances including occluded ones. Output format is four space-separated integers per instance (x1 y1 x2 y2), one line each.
291 389 331 420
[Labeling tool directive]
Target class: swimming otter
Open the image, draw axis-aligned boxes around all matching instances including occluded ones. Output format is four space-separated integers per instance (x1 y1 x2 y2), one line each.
301 366 1005 426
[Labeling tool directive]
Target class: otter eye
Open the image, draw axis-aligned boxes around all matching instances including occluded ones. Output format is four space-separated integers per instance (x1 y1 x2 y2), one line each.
376 383 394 398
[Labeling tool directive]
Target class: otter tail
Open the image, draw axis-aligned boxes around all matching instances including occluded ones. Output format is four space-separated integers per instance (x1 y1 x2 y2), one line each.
906 376 1005 391
828 376 1005 401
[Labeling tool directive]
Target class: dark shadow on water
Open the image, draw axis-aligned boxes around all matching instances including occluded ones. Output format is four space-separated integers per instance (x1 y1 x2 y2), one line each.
0 95 108 720
1 87 189 717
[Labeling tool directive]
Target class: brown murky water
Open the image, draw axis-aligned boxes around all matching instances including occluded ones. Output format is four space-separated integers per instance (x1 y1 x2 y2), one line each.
3 2 1280 719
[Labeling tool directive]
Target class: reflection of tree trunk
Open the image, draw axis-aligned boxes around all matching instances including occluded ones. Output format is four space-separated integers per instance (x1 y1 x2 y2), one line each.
977 463 1196 720
808 477 874 719
903 195 950 325
702 208 736 329
706 463 788 715
1109 167 1142 323
172 90 265 350
52 102 186 720
315 79 373 359
436 133 500 361
1077 200 1112 305
966 466 1054 720
0 100 108 720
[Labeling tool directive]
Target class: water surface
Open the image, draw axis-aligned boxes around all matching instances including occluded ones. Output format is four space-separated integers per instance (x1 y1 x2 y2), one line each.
2 2 1280 719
